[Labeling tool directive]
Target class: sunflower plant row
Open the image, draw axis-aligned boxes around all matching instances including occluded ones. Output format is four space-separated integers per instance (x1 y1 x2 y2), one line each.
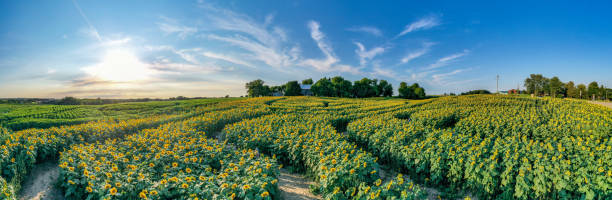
346 95 611 199
0 99 249 199
59 106 277 200
223 113 426 200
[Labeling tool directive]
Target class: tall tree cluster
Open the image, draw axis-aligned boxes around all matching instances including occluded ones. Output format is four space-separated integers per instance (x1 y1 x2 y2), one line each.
245 76 416 98
524 74 610 100
398 82 426 99
312 77 394 98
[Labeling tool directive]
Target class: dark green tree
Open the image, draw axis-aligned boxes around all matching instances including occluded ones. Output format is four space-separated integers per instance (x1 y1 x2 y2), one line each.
284 81 302 96
379 80 393 97
245 79 271 97
549 76 564 98
312 78 334 97
377 80 393 97
460 90 491 95
57 96 80 105
353 78 377 98
588 81 599 100
411 83 426 99
577 84 587 99
524 74 548 96
331 76 353 97
565 81 576 98
398 82 414 99
302 78 313 85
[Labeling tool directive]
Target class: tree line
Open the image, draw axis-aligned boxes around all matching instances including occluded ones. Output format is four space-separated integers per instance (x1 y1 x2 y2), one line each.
524 74 610 100
245 76 426 99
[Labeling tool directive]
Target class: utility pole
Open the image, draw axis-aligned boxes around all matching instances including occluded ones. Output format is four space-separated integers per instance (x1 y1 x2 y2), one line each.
496 75 499 94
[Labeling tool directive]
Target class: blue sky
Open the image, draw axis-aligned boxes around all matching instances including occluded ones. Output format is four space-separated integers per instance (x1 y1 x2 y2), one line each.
1 0 611 98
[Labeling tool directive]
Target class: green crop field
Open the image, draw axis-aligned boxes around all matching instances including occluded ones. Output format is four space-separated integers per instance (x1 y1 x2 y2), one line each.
0 95 610 200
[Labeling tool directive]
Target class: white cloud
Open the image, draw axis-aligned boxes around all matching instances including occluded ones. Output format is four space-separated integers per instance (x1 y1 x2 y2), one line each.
354 42 385 66
264 13 275 26
79 27 102 41
202 6 299 69
72 0 101 41
208 34 295 68
397 16 440 37
102 37 131 46
371 62 397 79
431 68 472 85
158 17 197 39
299 20 361 74
424 49 470 70
308 21 336 60
401 42 434 64
202 52 255 68
347 26 383 37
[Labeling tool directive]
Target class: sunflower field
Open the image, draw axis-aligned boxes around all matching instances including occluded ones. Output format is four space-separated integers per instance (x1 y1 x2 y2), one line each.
0 95 610 199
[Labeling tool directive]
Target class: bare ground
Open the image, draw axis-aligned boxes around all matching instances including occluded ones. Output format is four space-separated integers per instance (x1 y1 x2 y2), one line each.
278 169 322 200
216 130 320 200
19 161 64 200
589 101 612 109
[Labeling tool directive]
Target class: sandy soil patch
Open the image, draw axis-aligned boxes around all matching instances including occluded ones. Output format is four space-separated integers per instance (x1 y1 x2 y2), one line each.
19 161 64 200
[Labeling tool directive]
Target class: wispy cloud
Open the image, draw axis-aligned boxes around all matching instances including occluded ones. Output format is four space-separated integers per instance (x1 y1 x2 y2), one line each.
158 16 197 39
424 49 469 70
354 42 385 66
308 21 336 60
299 21 360 74
347 26 383 37
200 6 299 69
72 0 101 42
371 61 398 79
202 52 255 68
400 42 435 64
431 67 472 84
397 15 440 37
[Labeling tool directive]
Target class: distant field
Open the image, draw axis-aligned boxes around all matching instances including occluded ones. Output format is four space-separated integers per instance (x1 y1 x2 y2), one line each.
0 95 610 200
0 97 242 131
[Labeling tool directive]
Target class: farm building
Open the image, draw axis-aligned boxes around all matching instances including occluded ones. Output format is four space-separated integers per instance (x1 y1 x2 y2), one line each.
301 84 313 96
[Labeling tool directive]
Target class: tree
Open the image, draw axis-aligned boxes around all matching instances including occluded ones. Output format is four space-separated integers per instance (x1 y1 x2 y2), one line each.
312 78 334 97
245 79 270 97
302 78 313 85
524 74 548 96
565 81 577 98
599 85 606 100
377 80 393 97
411 83 426 99
398 82 424 99
461 90 491 95
588 81 599 100
353 78 377 98
398 82 413 99
379 80 393 97
331 76 353 97
57 96 80 105
549 76 564 98
577 84 587 99
284 81 302 96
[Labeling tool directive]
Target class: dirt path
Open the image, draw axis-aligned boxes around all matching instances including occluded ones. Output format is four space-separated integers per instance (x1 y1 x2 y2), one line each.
217 130 320 200
278 169 321 200
589 101 612 109
19 162 64 200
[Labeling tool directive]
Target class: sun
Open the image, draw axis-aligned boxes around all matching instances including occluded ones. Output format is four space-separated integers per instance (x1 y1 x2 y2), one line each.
82 49 154 82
